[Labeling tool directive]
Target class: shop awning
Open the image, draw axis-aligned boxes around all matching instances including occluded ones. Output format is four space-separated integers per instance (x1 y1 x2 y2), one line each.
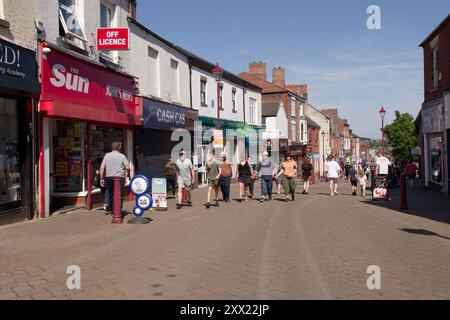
40 100 142 126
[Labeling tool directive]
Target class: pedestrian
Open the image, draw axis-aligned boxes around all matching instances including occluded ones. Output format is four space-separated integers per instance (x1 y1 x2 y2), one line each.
236 156 252 202
206 151 221 209
349 165 358 196
164 159 177 198
375 152 391 177
344 162 351 181
219 152 232 202
247 157 256 199
404 160 418 189
275 160 284 195
176 150 194 209
301 158 313 195
357 170 368 197
277 153 297 202
99 142 130 213
255 151 276 202
325 155 341 196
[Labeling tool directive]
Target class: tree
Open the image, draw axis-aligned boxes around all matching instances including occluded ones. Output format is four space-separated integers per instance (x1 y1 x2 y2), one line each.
383 111 418 163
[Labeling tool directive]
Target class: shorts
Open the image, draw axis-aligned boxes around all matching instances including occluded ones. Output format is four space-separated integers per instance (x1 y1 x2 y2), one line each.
302 174 311 181
178 176 192 190
350 179 357 187
208 179 219 188
329 177 339 184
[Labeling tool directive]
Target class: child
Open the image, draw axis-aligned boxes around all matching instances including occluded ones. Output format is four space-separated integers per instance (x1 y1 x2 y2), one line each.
357 170 368 197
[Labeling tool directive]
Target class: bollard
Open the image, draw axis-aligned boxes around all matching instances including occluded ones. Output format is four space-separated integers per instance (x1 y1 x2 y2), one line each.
112 177 123 224
400 173 408 210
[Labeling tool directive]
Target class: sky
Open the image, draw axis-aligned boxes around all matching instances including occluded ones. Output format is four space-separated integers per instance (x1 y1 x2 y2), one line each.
137 0 449 139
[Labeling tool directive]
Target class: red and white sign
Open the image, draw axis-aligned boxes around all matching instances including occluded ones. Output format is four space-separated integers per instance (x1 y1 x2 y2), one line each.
97 28 130 51
40 43 140 126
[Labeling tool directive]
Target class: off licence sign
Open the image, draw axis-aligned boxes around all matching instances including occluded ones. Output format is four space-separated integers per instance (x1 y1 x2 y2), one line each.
97 28 129 51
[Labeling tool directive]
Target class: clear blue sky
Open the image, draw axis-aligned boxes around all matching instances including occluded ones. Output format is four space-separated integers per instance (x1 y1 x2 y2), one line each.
137 0 449 139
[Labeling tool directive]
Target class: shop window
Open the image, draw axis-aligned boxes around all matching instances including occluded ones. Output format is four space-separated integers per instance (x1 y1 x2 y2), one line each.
59 0 86 42
52 120 84 193
90 126 123 190
429 136 443 184
0 98 20 205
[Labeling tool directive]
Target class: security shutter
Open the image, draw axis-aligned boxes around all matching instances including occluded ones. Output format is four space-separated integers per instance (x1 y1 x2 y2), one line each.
136 129 178 181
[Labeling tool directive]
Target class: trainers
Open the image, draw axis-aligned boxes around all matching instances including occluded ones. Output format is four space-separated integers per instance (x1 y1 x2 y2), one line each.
292 194 295 201
215 201 219 208
176 203 181 210
206 202 210 209
285 196 289 202
269 195 272 201
331 193 334 196
260 197 265 203
302 190 306 194
334 191 339 195
188 201 193 207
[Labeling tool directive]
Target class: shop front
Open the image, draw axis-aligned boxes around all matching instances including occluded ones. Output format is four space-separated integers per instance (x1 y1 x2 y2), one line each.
0 38 40 225
421 101 446 192
39 42 140 217
136 97 198 182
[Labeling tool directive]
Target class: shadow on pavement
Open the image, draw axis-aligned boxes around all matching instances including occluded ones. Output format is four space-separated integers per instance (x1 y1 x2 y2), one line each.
361 183 450 225
400 228 450 240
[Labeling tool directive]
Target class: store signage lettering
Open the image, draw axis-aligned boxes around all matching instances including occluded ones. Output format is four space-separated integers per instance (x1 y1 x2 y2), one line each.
97 28 130 51
105 84 133 102
143 98 198 130
50 64 90 93
0 42 26 79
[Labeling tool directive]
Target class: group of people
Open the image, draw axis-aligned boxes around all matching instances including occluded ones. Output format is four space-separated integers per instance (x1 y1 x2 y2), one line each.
163 150 317 209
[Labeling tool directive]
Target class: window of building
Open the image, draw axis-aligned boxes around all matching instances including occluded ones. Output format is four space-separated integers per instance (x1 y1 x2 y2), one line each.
0 98 20 205
428 136 443 184
170 59 179 101
99 1 116 61
218 85 223 110
291 121 296 141
232 88 237 113
291 99 296 117
0 0 5 19
59 0 86 41
431 46 439 89
200 79 207 106
249 98 256 124
147 46 160 97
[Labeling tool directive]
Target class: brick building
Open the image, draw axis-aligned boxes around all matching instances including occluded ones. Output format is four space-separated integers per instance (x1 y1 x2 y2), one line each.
418 13 450 194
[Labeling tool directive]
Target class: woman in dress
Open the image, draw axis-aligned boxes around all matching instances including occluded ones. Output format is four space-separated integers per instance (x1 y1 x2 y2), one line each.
235 155 253 202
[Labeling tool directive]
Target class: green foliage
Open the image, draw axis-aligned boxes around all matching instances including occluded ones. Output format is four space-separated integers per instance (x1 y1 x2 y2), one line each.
383 111 418 162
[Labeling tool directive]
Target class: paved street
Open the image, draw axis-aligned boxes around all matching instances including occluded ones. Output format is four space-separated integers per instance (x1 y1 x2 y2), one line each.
0 180 449 300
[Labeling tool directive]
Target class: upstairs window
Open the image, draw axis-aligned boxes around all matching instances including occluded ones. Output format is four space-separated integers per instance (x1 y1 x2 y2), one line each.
249 98 256 124
170 59 180 101
431 46 439 89
59 0 86 41
200 78 207 106
232 88 237 113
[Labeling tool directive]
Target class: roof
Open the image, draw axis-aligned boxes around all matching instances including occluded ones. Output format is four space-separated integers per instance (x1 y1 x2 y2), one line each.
305 116 320 128
262 101 283 117
239 72 288 94
419 13 450 47
128 17 262 92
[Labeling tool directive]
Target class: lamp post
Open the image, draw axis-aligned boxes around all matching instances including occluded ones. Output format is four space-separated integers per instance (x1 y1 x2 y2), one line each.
379 106 386 156
212 63 223 129
321 131 326 179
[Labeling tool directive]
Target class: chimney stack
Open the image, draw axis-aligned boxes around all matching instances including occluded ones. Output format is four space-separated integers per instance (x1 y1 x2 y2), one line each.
129 0 137 19
249 61 266 81
272 66 285 88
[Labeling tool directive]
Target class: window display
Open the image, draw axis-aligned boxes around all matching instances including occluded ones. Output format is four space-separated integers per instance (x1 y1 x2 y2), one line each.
52 120 84 193
0 98 20 204
429 136 443 184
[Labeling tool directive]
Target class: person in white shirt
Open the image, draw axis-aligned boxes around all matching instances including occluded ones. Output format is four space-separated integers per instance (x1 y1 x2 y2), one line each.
375 152 391 176
325 155 342 196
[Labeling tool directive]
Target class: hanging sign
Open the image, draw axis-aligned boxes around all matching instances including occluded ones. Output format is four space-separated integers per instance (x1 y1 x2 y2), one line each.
97 28 130 51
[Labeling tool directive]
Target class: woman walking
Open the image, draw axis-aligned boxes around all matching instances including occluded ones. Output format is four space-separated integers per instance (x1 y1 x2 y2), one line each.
236 156 253 202
219 152 232 202
275 160 284 195
164 159 177 198
301 158 313 195
349 165 358 196
277 153 297 202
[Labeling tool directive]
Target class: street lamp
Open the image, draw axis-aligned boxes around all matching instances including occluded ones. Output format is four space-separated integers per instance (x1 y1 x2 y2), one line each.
379 106 386 156
212 63 223 129
321 131 326 179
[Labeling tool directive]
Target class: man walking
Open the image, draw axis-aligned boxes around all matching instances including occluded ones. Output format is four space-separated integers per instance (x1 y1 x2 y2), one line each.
99 142 130 213
325 155 341 196
206 151 221 209
219 152 232 202
277 153 297 201
255 151 276 202
176 150 194 209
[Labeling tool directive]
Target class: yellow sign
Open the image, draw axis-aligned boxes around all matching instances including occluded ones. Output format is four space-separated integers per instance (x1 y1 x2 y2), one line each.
213 129 223 149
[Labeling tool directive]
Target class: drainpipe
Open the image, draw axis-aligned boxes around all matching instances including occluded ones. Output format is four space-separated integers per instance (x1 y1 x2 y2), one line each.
242 87 246 124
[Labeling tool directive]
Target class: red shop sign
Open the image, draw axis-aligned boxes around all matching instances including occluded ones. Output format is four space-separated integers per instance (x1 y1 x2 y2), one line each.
40 43 140 126
97 28 130 51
